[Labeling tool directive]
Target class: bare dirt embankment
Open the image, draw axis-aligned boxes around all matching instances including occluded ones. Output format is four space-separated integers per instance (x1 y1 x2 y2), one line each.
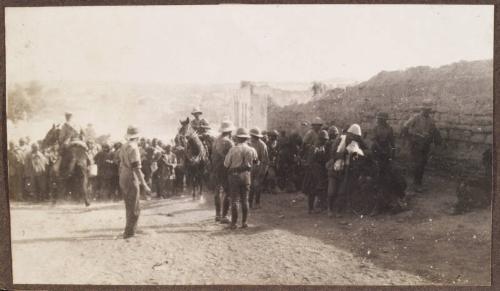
10 176 490 285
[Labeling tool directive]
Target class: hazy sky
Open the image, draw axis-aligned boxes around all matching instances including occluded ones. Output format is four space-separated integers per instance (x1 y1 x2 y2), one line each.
6 4 494 84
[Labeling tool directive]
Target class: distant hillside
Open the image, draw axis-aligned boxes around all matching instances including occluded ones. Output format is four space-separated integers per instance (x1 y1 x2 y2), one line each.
269 59 493 175
6 80 313 142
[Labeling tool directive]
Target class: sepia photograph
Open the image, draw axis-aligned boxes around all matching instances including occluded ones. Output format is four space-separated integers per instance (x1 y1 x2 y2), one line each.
4 4 494 286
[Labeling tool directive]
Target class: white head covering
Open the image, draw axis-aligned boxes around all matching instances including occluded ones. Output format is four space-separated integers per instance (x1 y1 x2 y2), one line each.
347 124 362 136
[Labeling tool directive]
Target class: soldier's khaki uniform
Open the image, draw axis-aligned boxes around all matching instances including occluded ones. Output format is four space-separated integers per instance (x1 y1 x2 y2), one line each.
403 113 441 188
119 140 142 237
212 135 234 220
224 142 257 227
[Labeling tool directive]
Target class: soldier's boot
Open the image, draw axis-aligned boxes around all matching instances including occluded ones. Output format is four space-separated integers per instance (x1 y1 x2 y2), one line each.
229 203 238 229
241 201 249 228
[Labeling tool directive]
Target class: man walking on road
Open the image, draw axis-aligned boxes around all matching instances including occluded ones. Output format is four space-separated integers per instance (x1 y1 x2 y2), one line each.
119 126 151 239
224 128 257 229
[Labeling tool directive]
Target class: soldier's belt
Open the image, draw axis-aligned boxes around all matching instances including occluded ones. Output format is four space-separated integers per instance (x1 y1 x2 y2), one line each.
228 167 251 174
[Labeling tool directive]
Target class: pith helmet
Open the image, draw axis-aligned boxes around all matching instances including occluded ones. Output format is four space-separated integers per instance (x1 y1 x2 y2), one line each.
311 117 324 125
328 125 339 137
319 130 329 140
219 120 235 133
268 130 279 137
191 107 203 115
199 119 211 129
250 127 263 138
126 126 140 140
235 127 250 139
347 124 362 137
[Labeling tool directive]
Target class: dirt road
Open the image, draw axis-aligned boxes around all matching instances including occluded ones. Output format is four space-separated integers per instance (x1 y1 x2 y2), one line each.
10 176 490 285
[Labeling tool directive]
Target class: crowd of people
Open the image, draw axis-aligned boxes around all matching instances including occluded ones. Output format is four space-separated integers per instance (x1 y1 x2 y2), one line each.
9 100 451 237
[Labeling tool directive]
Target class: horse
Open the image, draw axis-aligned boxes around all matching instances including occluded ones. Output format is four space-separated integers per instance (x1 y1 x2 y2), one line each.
174 118 207 199
42 124 90 206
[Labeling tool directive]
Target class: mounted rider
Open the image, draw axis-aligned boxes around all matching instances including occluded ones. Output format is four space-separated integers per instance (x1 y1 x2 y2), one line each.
190 107 203 132
197 119 216 190
59 112 84 147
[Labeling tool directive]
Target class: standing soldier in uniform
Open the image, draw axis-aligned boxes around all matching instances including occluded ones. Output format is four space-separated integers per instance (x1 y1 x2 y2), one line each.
119 126 151 239
157 144 177 198
94 143 115 200
224 128 257 229
371 112 396 183
402 100 442 193
248 127 269 209
308 130 330 214
111 142 123 201
371 112 406 213
265 130 280 194
301 117 324 198
326 126 342 217
211 120 235 223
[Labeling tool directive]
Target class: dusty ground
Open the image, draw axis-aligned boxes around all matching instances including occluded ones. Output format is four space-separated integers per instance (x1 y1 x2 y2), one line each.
10 175 490 285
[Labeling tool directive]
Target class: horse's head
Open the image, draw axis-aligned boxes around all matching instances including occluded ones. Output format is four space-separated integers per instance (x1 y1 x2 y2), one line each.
42 124 61 150
179 117 194 136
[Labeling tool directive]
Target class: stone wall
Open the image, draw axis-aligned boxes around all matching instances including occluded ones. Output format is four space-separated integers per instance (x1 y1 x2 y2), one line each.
268 60 493 177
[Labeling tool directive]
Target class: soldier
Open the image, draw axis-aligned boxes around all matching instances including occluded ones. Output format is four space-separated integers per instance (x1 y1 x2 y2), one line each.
371 112 396 185
308 130 330 214
371 112 406 214
211 120 235 223
332 124 368 217
119 126 151 239
301 117 324 197
198 119 215 190
190 107 203 131
94 143 115 200
111 142 123 201
157 145 177 198
224 128 258 229
326 126 342 217
248 127 269 209
24 143 49 201
59 112 82 146
402 100 442 193
265 130 280 194
261 130 269 144
302 117 324 150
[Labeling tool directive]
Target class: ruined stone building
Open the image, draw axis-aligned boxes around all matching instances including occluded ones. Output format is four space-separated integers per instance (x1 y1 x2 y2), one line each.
231 82 268 131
